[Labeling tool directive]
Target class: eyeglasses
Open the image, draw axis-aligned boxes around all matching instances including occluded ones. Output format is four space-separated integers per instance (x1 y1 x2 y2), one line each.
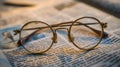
13 16 108 54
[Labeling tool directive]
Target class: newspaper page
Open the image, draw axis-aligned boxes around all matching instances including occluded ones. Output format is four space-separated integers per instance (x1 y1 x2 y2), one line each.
0 0 120 67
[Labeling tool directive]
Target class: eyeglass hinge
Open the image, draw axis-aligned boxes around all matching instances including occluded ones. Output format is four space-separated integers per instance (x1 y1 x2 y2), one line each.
13 29 20 35
102 22 107 28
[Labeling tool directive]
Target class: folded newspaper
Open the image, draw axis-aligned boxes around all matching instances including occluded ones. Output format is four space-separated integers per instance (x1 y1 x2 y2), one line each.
0 0 120 67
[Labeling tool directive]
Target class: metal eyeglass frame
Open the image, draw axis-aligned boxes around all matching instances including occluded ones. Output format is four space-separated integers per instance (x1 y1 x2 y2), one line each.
14 16 108 54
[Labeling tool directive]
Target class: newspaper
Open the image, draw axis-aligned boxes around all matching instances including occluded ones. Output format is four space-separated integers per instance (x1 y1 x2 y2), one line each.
0 0 120 67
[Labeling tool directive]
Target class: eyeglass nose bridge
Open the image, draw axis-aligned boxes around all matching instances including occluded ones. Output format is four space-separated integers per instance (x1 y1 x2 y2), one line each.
52 27 74 43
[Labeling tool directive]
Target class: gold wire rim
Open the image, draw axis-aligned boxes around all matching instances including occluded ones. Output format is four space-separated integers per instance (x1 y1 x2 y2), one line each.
19 21 55 54
69 16 104 50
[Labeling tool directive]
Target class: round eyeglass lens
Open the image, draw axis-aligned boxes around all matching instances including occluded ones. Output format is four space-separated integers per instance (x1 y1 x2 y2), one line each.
70 17 103 50
20 21 54 54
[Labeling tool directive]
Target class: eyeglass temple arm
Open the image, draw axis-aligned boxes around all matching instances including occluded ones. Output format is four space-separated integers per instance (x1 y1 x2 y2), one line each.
80 22 108 38
62 21 108 38
17 29 40 46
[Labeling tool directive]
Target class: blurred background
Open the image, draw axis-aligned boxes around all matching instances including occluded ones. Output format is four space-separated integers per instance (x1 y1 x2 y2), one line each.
0 0 120 67
0 0 120 18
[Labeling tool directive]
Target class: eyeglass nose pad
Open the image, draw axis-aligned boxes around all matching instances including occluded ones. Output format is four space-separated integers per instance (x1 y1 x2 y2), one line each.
68 34 74 42
52 33 57 43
